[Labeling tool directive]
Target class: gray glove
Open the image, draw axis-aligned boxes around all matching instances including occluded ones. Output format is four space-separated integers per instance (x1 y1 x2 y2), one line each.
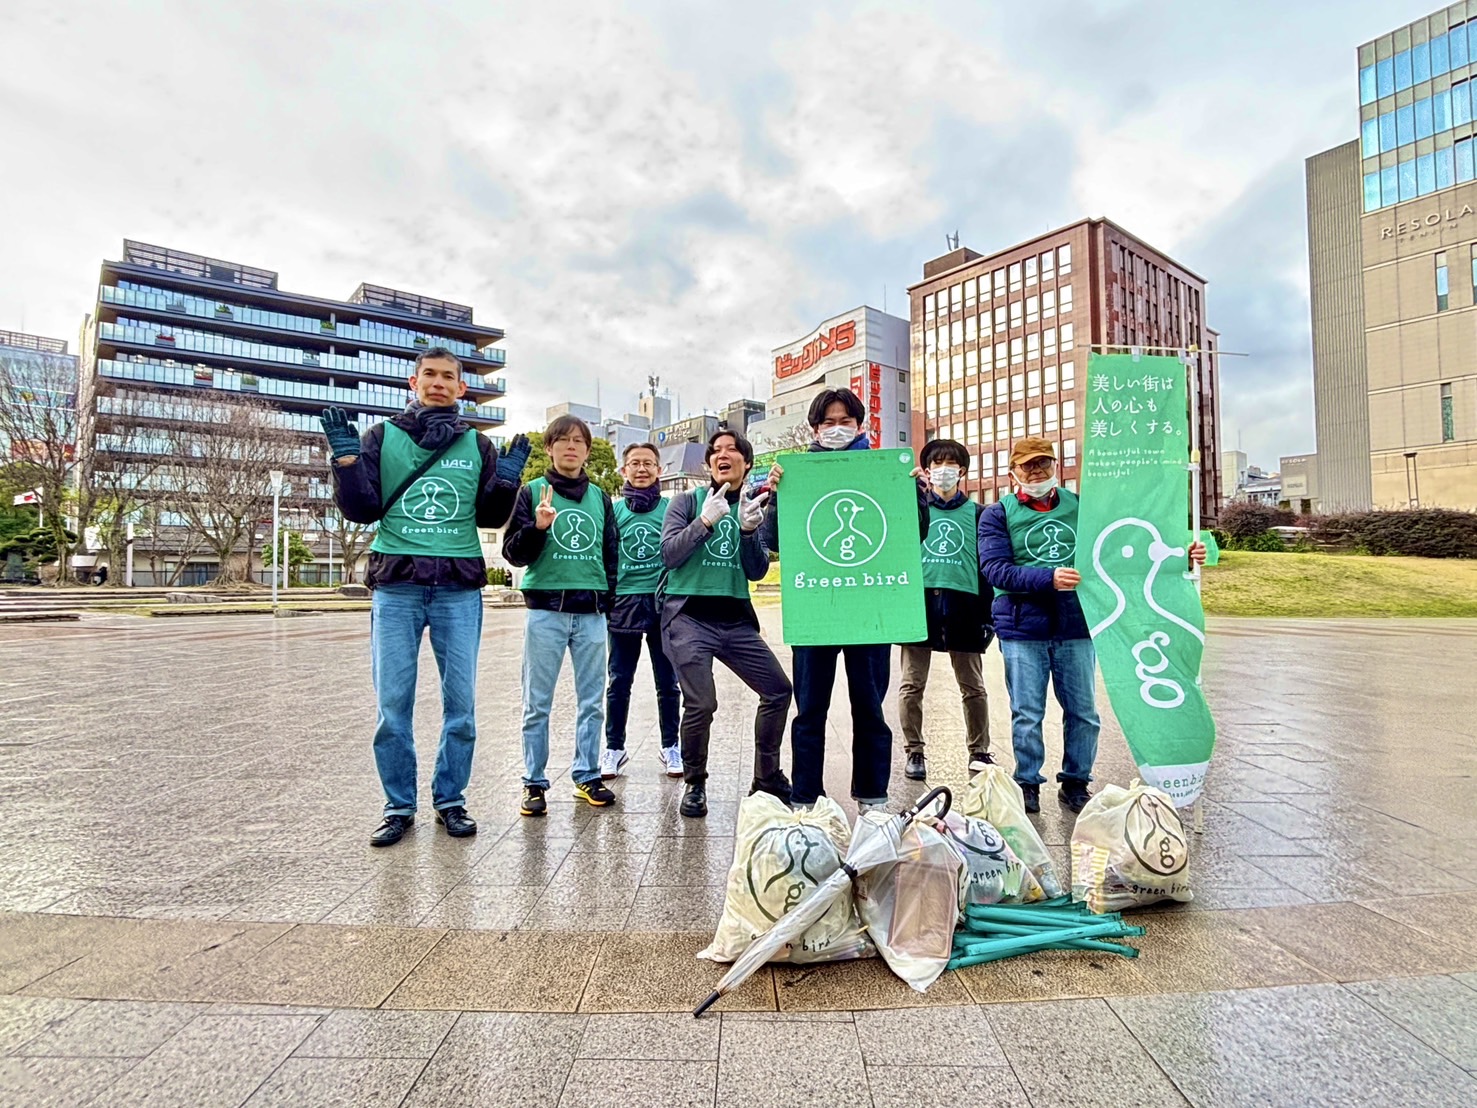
700 489 731 528
738 486 768 532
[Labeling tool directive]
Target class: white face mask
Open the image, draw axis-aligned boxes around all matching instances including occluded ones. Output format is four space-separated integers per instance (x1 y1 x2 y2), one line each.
817 425 857 449
929 465 961 490
1018 475 1059 498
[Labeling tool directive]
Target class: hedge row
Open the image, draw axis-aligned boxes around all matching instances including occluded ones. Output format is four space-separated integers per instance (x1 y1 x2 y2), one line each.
1307 509 1477 559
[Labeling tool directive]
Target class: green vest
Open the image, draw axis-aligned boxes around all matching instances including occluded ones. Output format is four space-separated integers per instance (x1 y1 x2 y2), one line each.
921 501 980 594
1001 489 1079 587
370 424 483 558
664 487 748 599
520 477 608 592
614 497 668 596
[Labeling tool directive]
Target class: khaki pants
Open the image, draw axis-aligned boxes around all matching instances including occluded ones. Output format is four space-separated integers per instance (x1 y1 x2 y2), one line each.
898 644 990 756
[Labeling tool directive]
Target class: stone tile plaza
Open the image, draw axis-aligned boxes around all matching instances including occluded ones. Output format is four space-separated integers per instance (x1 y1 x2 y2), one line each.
2 608 1476 1106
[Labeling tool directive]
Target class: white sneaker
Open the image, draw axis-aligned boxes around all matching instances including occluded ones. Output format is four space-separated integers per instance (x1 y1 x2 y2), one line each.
658 746 683 778
858 799 890 816
600 748 629 780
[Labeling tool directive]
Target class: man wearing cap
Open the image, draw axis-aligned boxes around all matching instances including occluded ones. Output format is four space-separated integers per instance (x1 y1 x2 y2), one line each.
977 437 1204 814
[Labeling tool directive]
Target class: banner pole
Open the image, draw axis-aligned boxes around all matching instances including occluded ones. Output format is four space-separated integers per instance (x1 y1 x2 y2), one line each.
1185 347 1202 594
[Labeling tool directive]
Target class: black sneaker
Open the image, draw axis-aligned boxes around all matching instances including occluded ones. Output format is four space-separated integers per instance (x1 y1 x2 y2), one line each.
520 785 547 817
968 750 994 766
574 779 617 807
1021 784 1040 814
681 783 708 818
904 752 926 780
1059 782 1092 814
369 814 413 847
436 806 477 837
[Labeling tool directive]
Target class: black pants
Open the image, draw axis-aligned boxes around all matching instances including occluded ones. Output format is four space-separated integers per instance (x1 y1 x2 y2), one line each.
661 612 791 798
605 628 680 751
790 643 893 806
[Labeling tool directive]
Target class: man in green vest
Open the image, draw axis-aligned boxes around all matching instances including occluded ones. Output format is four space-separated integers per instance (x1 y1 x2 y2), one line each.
601 441 682 779
899 438 994 782
660 429 791 818
321 346 530 847
502 414 619 817
978 437 1204 814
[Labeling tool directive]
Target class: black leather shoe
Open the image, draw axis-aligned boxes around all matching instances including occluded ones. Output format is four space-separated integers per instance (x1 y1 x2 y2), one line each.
1021 784 1040 814
436 806 477 837
1058 782 1092 814
370 814 413 847
904 752 927 780
680 784 708 818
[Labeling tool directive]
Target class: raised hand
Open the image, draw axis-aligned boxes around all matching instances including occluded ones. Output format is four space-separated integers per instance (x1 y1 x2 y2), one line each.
496 433 532 483
738 486 768 532
699 490 731 529
766 462 784 490
319 407 361 464
534 484 558 530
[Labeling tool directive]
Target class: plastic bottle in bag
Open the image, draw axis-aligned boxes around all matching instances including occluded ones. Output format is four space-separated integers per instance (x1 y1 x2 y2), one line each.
957 762 1065 898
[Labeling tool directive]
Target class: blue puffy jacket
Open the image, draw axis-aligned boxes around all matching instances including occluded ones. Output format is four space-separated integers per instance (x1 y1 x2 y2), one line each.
976 500 1090 641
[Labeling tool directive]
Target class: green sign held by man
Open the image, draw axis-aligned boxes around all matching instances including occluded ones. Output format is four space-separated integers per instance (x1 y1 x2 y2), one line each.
775 449 926 646
1074 353 1217 808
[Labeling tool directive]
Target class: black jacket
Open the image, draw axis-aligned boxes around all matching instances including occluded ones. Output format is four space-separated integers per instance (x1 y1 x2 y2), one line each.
329 408 519 590
608 494 666 635
910 489 995 653
501 468 618 613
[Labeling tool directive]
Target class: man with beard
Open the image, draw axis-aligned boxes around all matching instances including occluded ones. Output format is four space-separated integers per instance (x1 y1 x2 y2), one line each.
322 346 531 846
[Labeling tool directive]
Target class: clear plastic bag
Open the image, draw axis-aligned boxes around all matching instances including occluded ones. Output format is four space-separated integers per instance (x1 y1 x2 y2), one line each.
957 763 1065 898
852 814 964 992
699 792 873 964
937 811 1046 906
1071 780 1193 913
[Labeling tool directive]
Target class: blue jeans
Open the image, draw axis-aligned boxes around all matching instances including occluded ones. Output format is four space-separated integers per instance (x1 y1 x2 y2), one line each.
521 609 607 788
370 584 483 817
605 628 680 751
999 637 1101 787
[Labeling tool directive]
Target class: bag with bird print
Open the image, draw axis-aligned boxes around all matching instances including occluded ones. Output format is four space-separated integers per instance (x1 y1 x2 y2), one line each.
1071 780 1193 913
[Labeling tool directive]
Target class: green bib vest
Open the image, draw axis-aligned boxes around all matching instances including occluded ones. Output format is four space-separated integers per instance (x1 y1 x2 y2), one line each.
664 488 748 599
614 497 668 596
921 501 980 594
1001 488 1079 588
520 477 608 592
370 424 483 558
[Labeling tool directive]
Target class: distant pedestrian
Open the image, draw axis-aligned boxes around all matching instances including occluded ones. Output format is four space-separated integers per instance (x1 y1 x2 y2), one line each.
93 565 109 586
323 346 530 846
502 414 620 817
602 441 683 780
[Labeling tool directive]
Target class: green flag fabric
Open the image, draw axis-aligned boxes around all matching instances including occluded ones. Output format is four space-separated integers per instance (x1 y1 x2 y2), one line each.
1074 353 1217 808
1197 529 1220 566
777 449 926 646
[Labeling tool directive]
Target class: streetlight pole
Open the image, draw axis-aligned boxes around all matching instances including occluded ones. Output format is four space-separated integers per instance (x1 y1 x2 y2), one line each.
269 469 284 612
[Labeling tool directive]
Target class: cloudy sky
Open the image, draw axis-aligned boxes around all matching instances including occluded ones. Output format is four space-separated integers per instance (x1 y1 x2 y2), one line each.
0 0 1441 468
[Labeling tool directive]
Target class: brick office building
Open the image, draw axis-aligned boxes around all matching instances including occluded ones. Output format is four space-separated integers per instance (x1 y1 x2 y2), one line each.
907 219 1222 520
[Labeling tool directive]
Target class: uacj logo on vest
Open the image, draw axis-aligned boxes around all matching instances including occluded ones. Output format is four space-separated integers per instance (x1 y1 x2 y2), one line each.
1024 518 1075 565
404 476 461 524
551 509 598 554
805 489 887 568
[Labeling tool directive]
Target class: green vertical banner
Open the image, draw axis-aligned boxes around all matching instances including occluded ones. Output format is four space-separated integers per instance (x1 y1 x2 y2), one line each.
778 449 926 646
1074 353 1217 808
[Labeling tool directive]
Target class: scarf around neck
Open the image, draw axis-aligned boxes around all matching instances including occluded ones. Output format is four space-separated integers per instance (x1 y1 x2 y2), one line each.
405 401 465 451
622 481 662 512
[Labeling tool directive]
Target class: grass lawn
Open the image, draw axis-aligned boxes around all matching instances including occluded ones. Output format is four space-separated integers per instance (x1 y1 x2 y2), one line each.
756 553 1477 617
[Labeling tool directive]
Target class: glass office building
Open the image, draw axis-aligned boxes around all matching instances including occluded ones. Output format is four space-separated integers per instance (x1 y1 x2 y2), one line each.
1360 6 1477 210
79 240 509 581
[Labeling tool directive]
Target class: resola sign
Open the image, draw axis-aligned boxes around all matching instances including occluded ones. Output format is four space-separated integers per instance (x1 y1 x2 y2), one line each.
775 321 856 379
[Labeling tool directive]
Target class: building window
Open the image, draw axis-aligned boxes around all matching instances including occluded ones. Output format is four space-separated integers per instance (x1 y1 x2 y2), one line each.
994 307 1006 334
1437 148 1455 191
1415 96 1434 141
926 393 938 418
1434 30 1451 75
950 283 963 312
1062 361 1076 391
951 320 964 347
1395 48 1412 92
995 378 1008 405
965 348 979 374
1010 337 1024 365
964 315 978 343
1044 365 1058 393
1378 110 1396 152
1417 152 1436 195
1011 373 1025 401
996 449 1009 477
1363 172 1382 212
1414 40 1431 84
951 353 964 380
1396 103 1414 145
1062 399 1076 429
1042 290 1056 318
898 431 907 443
1063 438 1077 466
898 401 906 413
994 344 1007 369
1028 406 1042 436
1058 244 1072 274
1046 402 1059 432
964 278 977 310
1361 117 1379 157
1456 82 1474 128
993 269 1005 297
1360 63 1377 105
1041 250 1055 281
1435 88 1452 133
1008 262 1022 291
965 383 979 408
923 293 936 320
1026 333 1040 361
1010 300 1023 329
1381 163 1399 205
1442 383 1455 442
997 413 1011 441
1437 252 1449 312
1376 56 1394 98
1025 256 1037 286
898 370 906 384
1060 284 1073 315
1459 139 1475 184
1456 24 1472 68
1011 409 1025 438
1060 323 1075 351
1026 368 1041 397
1026 294 1040 324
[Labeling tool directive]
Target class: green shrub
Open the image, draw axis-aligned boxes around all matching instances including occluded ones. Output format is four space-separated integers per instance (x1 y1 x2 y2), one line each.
1227 530 1285 552
1210 528 1230 549
486 566 511 587
1308 509 1477 558
1219 501 1295 539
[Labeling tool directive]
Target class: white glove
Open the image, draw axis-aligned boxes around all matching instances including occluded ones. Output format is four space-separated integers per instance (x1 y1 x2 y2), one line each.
738 486 768 532
699 490 731 528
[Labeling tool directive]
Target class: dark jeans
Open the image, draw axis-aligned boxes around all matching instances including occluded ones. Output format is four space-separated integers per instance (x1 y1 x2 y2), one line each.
605 628 680 751
661 612 792 798
790 643 893 806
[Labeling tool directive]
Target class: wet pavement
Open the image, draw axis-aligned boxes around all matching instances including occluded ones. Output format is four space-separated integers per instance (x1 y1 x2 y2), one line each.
1 609 1475 1106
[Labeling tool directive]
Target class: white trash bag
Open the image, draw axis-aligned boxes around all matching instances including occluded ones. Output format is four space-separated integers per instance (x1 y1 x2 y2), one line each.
1071 780 1193 913
699 792 873 965
852 812 964 992
958 762 1065 898
936 811 1047 906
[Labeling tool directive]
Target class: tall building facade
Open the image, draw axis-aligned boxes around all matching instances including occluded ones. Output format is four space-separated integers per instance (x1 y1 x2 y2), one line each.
907 221 1222 519
79 240 507 581
0 329 77 462
1309 4 1477 510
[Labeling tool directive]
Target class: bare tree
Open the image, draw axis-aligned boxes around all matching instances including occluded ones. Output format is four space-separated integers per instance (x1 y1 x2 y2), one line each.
0 347 82 581
159 393 298 585
317 507 374 584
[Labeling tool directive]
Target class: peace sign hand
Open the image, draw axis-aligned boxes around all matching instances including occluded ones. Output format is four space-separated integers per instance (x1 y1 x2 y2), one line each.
534 484 558 530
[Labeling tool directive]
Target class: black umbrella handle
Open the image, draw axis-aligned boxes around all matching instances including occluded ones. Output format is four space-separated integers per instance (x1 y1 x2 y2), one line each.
901 785 951 822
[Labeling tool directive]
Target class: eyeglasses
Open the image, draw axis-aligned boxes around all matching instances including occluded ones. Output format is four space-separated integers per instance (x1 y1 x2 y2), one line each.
1016 459 1055 477
624 460 658 469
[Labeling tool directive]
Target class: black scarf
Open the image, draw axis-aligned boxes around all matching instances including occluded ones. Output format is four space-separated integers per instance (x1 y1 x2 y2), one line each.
546 467 591 501
406 401 465 451
929 488 968 510
622 481 662 512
